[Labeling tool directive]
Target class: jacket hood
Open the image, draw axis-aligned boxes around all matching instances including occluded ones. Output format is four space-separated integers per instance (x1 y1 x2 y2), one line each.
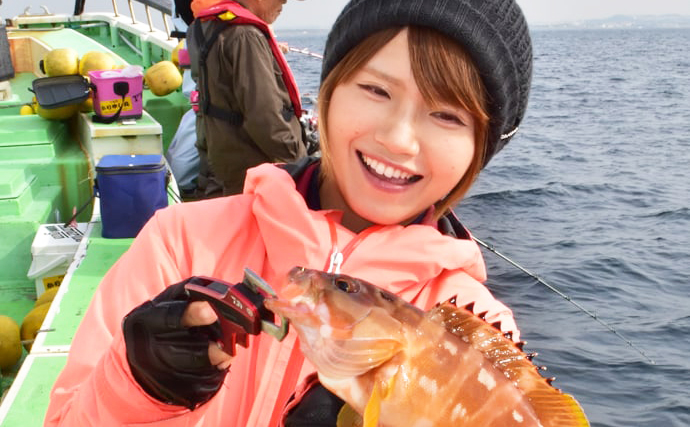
242 164 487 301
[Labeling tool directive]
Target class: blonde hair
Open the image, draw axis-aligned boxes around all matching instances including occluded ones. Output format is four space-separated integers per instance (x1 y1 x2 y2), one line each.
318 26 489 221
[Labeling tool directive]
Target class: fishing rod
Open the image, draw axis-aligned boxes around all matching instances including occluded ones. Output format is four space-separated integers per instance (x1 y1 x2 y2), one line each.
473 236 655 364
288 46 324 60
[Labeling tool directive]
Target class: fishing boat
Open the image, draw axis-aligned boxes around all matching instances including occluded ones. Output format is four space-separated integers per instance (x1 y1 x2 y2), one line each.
0 1 203 424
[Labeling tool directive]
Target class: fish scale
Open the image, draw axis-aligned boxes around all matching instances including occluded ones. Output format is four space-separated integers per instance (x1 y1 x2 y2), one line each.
265 267 589 426
346 302 544 426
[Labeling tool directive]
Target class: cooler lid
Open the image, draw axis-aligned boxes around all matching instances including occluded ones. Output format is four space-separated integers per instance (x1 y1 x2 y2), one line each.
96 154 165 171
31 75 90 109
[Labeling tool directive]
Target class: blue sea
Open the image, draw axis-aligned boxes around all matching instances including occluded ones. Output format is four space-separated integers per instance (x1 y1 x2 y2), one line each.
279 28 690 426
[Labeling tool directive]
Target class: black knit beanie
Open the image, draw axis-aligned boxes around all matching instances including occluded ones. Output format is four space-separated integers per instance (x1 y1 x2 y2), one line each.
321 0 533 167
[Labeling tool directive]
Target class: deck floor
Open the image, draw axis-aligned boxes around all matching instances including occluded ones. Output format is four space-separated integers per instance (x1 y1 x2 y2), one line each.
1 15 185 423
0 221 133 425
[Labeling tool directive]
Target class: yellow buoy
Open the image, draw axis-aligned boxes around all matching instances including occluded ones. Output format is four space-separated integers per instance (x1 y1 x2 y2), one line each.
43 47 80 76
0 315 22 370
79 96 94 113
20 304 51 352
144 60 183 96
20 104 35 115
171 40 185 68
35 286 59 307
36 103 80 121
79 51 116 77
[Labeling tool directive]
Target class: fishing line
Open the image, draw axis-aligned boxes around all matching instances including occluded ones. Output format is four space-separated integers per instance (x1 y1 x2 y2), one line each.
473 236 655 364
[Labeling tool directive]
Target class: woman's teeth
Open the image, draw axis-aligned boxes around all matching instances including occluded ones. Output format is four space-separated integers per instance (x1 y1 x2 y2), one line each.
361 154 415 180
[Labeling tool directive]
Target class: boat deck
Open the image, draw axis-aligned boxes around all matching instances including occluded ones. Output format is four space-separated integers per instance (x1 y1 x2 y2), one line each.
0 112 91 338
0 9 188 424
0 222 132 426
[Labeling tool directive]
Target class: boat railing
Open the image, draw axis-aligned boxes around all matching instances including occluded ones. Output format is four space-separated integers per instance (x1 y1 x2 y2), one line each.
123 0 174 38
72 0 175 38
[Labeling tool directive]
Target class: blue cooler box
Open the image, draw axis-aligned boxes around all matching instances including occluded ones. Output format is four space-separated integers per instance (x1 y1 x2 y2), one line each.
95 154 168 238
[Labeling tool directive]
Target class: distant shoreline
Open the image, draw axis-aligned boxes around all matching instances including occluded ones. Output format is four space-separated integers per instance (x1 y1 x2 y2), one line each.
520 14 690 31
275 14 690 32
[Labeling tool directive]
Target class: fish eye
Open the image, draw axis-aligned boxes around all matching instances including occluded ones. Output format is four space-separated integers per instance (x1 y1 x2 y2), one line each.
335 278 359 293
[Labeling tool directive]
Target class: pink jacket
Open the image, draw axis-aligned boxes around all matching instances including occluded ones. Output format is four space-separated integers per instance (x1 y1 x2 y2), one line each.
45 163 518 426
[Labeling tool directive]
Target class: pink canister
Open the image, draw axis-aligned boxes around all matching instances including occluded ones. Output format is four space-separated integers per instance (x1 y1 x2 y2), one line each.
89 66 144 122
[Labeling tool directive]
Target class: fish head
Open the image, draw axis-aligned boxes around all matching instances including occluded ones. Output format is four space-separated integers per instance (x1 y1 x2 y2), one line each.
265 267 405 379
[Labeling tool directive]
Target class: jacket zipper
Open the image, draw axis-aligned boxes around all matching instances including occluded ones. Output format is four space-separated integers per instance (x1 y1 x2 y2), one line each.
325 220 385 274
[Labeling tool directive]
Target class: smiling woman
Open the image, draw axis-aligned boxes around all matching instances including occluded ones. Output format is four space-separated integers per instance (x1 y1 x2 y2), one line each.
321 30 477 230
318 26 490 231
42 0 542 426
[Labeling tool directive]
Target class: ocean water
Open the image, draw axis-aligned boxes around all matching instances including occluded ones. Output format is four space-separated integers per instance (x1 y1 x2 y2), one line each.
280 28 690 426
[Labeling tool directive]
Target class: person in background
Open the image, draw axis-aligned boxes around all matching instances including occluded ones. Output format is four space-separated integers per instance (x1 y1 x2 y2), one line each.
44 0 533 425
186 0 308 197
165 86 200 199
167 0 302 199
165 0 201 199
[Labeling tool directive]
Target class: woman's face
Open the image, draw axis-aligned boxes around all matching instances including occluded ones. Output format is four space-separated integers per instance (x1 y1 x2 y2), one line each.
321 29 476 231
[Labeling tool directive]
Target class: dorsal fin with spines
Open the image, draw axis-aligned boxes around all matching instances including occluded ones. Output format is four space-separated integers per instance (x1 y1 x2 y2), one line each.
429 301 590 427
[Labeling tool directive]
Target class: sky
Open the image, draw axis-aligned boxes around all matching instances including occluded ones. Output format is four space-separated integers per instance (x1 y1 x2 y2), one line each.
277 0 690 29
2 0 690 29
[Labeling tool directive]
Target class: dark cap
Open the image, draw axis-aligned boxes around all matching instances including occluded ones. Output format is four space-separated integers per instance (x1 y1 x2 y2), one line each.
321 0 533 166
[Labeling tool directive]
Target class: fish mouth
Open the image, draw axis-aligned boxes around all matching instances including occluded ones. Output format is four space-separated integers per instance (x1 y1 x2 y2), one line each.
264 294 316 322
279 267 375 328
268 268 405 380
280 280 310 301
275 267 316 302
268 268 376 340
265 269 322 327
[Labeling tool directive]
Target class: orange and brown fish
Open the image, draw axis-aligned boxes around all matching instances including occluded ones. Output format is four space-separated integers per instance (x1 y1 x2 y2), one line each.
265 267 590 427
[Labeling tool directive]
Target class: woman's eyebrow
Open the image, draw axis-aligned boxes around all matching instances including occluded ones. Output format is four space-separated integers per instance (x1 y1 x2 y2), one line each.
360 64 403 87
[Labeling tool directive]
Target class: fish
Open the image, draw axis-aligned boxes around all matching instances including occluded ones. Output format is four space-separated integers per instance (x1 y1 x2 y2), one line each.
265 267 590 427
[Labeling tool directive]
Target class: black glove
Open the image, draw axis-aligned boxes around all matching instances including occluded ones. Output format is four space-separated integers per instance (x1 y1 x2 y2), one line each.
284 383 345 426
122 280 228 410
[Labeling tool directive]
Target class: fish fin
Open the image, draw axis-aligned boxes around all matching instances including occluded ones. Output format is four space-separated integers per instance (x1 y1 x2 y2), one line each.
362 373 396 427
431 302 590 426
337 403 363 427
383 371 396 397
526 389 590 426
363 380 382 427
326 337 402 376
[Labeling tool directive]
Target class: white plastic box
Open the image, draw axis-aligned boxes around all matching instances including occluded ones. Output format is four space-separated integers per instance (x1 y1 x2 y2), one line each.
26 223 87 297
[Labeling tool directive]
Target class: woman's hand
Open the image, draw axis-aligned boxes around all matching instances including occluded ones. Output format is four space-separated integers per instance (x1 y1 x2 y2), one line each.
122 281 232 409
182 301 233 370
